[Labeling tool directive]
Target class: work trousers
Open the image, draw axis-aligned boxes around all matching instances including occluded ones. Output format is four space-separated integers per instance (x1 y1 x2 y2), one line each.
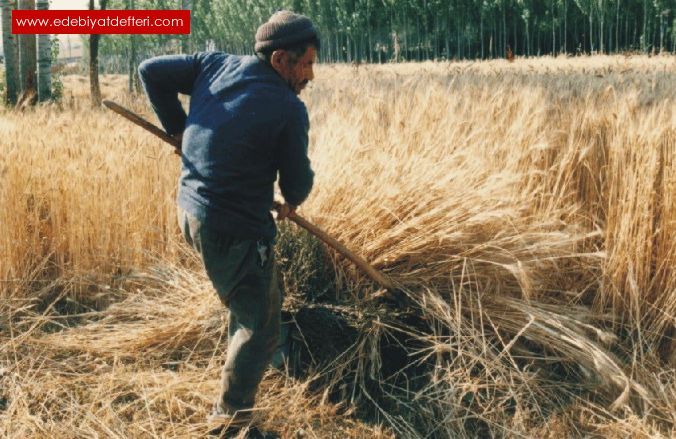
178 208 281 412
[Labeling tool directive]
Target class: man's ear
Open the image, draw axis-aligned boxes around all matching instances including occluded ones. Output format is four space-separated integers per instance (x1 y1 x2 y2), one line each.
270 50 287 70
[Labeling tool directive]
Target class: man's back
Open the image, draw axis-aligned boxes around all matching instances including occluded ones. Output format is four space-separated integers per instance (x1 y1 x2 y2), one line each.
139 52 314 241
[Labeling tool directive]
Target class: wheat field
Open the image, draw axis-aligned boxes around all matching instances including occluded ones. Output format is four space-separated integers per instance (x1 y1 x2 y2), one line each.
0 54 674 438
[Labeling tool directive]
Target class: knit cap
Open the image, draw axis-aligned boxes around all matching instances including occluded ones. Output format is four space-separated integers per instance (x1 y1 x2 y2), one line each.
255 10 317 53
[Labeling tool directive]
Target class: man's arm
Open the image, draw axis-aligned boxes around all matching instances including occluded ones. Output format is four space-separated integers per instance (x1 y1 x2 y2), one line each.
276 99 314 209
138 54 200 136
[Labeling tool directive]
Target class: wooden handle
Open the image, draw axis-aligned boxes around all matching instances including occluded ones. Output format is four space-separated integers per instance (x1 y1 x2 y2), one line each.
104 100 395 291
290 214 394 289
102 100 181 152
273 202 394 290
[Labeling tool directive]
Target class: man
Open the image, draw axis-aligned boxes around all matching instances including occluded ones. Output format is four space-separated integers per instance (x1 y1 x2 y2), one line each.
138 10 318 436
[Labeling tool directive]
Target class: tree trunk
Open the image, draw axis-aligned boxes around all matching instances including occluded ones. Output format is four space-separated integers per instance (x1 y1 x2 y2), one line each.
466 27 471 58
649 14 653 51
18 0 37 103
633 17 638 47
89 0 108 107
89 32 102 106
433 13 438 59
181 0 190 54
642 0 647 52
589 12 593 53
403 12 409 60
487 33 492 58
564 0 568 53
574 13 580 52
551 0 556 55
326 35 332 63
346 34 352 62
456 15 460 58
659 10 664 52
480 11 484 58
128 36 137 92
36 0 50 102
127 0 136 93
513 12 518 54
526 19 530 56
367 21 373 62
416 16 421 61
1 0 20 105
502 1 507 56
363 32 367 62
626 15 630 48
599 0 605 53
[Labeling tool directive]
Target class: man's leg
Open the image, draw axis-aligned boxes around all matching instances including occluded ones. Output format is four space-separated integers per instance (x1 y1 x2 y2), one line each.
219 261 281 411
177 208 281 416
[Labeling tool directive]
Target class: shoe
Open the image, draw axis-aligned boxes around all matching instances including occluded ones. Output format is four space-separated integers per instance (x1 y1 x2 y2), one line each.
207 404 254 434
246 426 280 439
207 425 280 439
207 424 242 438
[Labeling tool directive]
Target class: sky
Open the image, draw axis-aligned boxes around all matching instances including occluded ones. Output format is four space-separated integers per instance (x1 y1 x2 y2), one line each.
49 0 90 55
51 0 91 9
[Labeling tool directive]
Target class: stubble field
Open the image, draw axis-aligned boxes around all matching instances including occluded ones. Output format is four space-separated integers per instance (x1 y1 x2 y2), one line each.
0 54 674 438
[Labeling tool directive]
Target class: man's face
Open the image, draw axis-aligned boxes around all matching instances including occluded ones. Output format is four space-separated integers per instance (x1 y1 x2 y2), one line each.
274 46 317 95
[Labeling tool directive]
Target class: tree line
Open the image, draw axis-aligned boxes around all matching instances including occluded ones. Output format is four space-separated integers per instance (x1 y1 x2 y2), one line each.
176 0 674 62
2 0 675 107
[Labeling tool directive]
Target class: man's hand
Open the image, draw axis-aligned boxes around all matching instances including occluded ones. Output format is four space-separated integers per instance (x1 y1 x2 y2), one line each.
171 133 183 155
274 202 297 221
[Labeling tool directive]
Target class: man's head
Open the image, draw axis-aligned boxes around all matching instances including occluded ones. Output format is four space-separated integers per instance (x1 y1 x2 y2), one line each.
255 10 319 95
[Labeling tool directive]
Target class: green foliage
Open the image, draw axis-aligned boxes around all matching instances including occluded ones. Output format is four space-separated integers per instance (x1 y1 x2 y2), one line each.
0 68 6 105
96 0 675 62
50 36 63 102
95 0 187 74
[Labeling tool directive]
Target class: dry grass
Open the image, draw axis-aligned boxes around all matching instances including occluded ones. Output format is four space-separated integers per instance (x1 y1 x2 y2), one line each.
0 54 674 438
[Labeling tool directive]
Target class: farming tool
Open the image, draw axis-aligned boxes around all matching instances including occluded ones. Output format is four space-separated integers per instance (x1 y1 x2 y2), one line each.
102 99 395 291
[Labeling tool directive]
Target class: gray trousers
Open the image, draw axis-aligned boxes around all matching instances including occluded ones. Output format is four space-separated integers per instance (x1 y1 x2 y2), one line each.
178 208 281 412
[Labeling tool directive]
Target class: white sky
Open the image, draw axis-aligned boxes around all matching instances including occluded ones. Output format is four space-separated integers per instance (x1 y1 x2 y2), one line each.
50 0 89 53
51 0 92 9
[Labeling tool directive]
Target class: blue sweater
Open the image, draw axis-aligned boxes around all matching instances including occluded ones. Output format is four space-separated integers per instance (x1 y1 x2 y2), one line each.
138 52 314 241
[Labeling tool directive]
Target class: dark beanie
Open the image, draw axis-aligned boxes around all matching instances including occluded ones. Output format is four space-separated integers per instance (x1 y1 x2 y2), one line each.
255 10 317 53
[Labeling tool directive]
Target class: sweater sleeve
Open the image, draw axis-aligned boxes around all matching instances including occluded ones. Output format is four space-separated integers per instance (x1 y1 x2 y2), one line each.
138 54 201 136
276 99 314 207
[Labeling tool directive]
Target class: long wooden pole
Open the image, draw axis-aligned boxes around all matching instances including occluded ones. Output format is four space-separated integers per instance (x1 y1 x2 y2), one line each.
103 100 395 290
271 201 394 289
103 100 181 150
